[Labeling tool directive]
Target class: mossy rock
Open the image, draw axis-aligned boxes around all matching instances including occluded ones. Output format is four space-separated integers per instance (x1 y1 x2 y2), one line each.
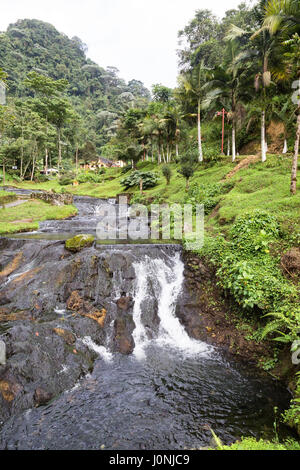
65 234 95 253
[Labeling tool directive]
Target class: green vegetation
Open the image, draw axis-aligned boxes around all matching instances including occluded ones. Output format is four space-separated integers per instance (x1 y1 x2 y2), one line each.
0 0 299 450
210 437 300 451
0 199 77 235
120 171 159 191
65 234 95 253
0 190 17 205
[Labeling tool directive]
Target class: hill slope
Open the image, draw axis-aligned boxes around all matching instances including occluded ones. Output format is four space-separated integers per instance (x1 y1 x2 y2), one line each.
0 19 150 148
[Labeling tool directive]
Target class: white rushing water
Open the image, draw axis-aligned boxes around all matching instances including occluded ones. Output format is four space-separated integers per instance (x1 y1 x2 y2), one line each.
132 252 211 359
82 336 113 362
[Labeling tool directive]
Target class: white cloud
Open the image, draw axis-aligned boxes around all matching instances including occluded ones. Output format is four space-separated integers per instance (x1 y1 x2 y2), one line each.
0 0 243 90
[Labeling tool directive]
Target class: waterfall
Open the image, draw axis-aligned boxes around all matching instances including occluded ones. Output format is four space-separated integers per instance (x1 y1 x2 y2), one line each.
132 251 210 359
82 336 113 362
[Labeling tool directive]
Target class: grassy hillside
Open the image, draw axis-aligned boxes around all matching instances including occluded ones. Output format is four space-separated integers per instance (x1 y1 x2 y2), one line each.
5 153 300 226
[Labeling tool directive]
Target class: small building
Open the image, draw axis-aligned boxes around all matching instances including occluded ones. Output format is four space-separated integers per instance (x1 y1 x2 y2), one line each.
80 157 126 171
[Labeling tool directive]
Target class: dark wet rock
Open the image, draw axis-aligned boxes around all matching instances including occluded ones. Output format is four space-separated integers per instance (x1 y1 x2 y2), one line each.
31 191 73 206
0 320 98 424
140 296 159 338
65 234 95 253
52 328 76 345
66 291 107 328
116 296 133 312
113 316 135 355
34 387 53 407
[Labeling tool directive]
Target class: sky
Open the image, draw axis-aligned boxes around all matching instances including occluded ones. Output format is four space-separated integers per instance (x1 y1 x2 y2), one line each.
0 0 245 90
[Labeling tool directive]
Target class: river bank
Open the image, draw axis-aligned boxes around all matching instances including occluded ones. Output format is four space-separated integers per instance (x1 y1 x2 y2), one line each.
0 192 297 448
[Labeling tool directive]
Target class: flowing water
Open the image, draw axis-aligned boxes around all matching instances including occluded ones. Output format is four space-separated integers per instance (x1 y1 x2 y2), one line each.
0 189 294 449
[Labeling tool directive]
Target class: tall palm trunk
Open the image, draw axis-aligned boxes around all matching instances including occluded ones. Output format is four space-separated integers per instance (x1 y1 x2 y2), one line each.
232 123 236 162
291 112 300 195
162 146 166 164
282 137 288 154
44 118 48 173
57 127 62 172
197 99 203 162
20 121 24 179
261 109 267 162
75 146 79 170
227 130 230 157
45 148 48 174
2 163 5 188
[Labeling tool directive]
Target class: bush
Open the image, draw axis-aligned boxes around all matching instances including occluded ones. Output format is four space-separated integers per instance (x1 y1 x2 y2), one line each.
196 211 297 311
121 164 132 174
162 165 172 185
59 172 75 186
77 172 103 184
185 181 234 214
120 171 158 190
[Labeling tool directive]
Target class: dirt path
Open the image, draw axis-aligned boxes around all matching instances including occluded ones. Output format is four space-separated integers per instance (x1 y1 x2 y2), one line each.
222 155 259 181
2 199 29 209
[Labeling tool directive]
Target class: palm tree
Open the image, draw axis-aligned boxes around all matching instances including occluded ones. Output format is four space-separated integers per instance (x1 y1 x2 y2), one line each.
264 0 300 193
179 61 213 162
264 0 300 35
209 42 250 162
226 1 282 162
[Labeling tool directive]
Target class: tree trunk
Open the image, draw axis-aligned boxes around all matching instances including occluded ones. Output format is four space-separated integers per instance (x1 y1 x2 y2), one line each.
186 178 189 191
20 124 24 179
232 124 236 162
197 99 203 162
75 146 79 170
176 143 179 158
261 110 267 162
58 128 62 172
283 138 288 154
30 153 35 182
2 163 5 188
162 146 166 164
291 113 300 195
158 137 161 165
45 147 48 174
227 130 230 157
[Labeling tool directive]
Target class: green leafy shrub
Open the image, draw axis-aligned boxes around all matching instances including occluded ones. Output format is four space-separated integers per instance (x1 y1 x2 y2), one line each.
186 181 234 214
283 372 300 435
59 172 75 186
121 164 132 174
162 165 172 185
196 211 296 311
77 172 102 184
120 171 158 190
211 437 300 451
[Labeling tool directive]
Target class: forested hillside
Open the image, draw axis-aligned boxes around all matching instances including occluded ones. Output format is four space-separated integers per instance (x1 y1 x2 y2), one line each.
0 18 150 150
0 0 299 450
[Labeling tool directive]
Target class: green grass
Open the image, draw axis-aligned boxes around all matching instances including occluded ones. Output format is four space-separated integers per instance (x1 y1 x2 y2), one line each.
3 159 233 201
3 155 299 236
214 158 300 227
0 190 17 205
211 437 300 451
0 200 78 235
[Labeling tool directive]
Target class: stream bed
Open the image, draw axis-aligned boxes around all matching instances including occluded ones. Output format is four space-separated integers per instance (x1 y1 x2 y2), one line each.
0 189 294 449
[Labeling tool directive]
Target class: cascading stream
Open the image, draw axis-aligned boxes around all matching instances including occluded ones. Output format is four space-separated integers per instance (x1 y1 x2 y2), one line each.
132 252 211 359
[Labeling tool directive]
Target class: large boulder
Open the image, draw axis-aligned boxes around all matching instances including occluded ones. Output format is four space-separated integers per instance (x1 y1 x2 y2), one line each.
65 234 95 253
